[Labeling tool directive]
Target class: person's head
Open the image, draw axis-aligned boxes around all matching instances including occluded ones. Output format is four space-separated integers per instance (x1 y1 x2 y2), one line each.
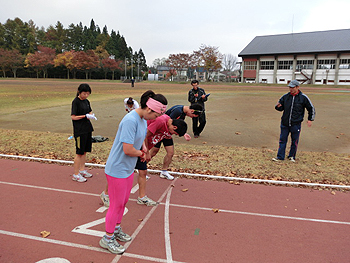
76 83 91 100
191 80 199 89
126 97 134 107
288 80 300 95
168 119 187 137
188 103 203 117
139 90 168 120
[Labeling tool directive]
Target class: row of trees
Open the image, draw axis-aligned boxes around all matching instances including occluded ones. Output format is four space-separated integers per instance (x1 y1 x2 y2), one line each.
151 45 238 81
0 18 148 79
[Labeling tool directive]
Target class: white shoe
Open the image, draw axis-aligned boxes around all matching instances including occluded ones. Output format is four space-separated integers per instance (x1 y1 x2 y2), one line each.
159 171 174 180
80 170 93 178
100 191 110 207
288 157 296 162
72 174 87 182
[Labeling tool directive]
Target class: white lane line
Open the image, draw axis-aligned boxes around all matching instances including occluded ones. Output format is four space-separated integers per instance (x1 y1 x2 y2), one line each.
2 181 348 226
169 203 350 226
0 230 186 263
164 182 175 263
0 181 99 197
111 182 179 263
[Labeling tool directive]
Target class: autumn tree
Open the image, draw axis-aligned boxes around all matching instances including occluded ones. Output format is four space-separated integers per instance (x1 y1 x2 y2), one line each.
72 50 99 79
165 69 177 81
101 57 122 80
0 48 24 77
193 44 223 81
25 46 56 78
54 50 75 79
166 53 193 81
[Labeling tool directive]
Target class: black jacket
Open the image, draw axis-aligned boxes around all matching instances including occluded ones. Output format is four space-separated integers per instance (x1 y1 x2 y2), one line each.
275 90 315 126
188 87 207 110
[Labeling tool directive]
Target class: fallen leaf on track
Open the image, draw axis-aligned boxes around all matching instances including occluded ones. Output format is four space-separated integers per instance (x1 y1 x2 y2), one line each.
40 231 50 238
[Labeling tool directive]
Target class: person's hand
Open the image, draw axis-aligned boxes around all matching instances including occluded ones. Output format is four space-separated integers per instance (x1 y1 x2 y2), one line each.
307 120 312 127
201 94 206 99
86 113 97 120
184 133 191 141
194 93 198 97
276 103 282 108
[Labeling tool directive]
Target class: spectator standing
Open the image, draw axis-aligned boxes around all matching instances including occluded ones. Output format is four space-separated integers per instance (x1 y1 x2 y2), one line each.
188 80 208 138
71 83 97 182
272 80 315 162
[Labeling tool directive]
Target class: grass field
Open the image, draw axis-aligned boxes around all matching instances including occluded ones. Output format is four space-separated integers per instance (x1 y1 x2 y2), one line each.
0 78 349 189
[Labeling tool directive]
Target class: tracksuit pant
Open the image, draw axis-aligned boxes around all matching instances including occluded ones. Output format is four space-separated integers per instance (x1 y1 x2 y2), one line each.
277 123 301 160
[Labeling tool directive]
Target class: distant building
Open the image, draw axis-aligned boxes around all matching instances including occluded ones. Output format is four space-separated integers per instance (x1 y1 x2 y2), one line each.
238 29 350 85
156 66 188 81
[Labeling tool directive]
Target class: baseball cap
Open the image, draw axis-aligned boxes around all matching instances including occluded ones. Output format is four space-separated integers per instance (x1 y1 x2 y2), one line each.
288 80 300 88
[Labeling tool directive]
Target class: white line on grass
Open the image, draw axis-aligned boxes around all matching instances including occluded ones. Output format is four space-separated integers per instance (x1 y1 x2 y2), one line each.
1 154 349 190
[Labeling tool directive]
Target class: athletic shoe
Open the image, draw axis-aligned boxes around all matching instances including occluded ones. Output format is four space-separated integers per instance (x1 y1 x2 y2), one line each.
80 170 93 178
72 174 87 182
194 135 199 138
272 157 283 162
160 171 174 180
137 196 158 206
114 227 132 242
99 236 125 254
100 191 110 207
288 157 296 162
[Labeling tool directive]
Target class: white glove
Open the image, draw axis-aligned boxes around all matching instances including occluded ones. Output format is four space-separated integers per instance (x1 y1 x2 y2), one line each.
86 113 97 120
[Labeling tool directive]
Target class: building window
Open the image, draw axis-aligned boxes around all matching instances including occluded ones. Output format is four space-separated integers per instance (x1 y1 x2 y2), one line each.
278 60 293 70
317 59 336 69
260 61 274 70
339 59 350 69
244 61 257 70
296 60 314 71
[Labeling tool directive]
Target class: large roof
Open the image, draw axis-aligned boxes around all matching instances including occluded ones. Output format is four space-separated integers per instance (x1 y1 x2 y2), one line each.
238 29 350 57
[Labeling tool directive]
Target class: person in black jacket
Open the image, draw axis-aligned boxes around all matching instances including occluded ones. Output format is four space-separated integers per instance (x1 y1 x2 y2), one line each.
272 80 315 162
188 80 209 138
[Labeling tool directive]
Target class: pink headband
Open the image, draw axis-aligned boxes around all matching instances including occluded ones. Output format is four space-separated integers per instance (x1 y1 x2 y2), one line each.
146 98 167 114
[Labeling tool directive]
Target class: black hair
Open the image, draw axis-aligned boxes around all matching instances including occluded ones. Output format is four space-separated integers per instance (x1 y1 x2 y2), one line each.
126 97 134 106
191 80 199 85
140 90 168 109
189 103 203 111
172 119 187 137
76 83 92 96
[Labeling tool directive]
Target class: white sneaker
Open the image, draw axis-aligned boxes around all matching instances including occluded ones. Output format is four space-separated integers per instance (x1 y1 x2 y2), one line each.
80 170 93 178
137 196 158 206
288 157 296 162
160 171 174 180
100 191 110 207
72 174 87 182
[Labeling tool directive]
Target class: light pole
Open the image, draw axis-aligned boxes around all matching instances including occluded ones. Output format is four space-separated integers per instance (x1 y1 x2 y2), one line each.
137 58 140 81
124 58 128 80
131 59 133 79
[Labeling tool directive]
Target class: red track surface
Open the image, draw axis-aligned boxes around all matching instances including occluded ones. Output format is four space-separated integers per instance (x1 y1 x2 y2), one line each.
1 158 349 263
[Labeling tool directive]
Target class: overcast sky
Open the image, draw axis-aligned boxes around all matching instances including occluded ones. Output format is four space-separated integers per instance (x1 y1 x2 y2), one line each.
2 0 350 66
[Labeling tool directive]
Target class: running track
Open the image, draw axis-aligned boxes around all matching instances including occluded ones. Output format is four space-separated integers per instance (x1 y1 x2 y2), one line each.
0 158 349 263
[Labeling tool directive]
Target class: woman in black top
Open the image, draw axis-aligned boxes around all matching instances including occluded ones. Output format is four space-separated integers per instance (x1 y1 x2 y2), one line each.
71 83 97 182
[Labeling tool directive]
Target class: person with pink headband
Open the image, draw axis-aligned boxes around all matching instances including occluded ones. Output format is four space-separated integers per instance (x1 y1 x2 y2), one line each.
146 97 167 114
99 90 167 254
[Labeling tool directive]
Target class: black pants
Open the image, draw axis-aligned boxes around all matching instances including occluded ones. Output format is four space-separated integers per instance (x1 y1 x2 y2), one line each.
192 112 206 136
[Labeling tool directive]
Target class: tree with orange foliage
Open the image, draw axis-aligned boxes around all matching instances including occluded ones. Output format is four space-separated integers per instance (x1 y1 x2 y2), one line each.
25 46 56 78
166 53 193 81
193 44 222 81
54 50 75 79
165 68 177 81
101 57 122 80
72 50 99 79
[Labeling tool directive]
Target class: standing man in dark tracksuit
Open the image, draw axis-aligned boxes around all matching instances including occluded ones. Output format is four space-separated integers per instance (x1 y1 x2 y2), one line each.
272 80 315 162
188 80 209 138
